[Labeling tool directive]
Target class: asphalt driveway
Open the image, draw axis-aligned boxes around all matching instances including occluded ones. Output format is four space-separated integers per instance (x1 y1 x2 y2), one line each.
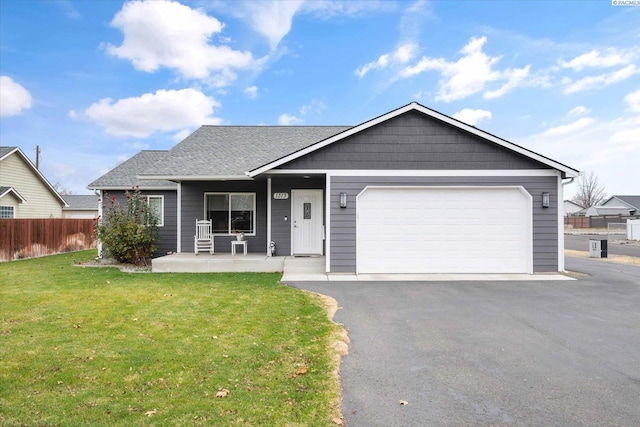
290 258 640 426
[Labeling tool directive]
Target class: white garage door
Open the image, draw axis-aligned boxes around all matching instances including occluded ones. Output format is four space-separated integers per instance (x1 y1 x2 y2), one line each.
356 186 532 274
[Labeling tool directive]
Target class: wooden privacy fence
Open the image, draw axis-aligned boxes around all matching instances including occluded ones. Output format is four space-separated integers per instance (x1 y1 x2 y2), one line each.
0 218 97 261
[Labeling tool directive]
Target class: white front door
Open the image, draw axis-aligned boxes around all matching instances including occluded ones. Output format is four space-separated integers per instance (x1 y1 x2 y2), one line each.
291 189 323 255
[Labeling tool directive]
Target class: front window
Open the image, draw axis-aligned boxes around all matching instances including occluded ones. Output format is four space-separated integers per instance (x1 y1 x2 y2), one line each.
146 196 164 227
205 193 255 235
0 206 15 219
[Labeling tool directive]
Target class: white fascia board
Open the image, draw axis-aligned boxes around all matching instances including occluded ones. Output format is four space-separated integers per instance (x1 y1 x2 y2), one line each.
9 147 68 206
0 187 27 203
267 169 563 177
248 102 579 178
137 175 252 181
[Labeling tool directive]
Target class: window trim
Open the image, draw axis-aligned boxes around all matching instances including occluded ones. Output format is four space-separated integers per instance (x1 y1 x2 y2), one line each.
203 192 256 236
146 195 164 227
0 205 15 219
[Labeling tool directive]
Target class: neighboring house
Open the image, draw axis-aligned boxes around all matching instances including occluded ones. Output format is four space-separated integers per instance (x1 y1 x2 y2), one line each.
0 146 67 218
582 206 634 217
87 150 178 255
599 195 640 216
89 102 579 274
563 200 584 216
62 194 99 219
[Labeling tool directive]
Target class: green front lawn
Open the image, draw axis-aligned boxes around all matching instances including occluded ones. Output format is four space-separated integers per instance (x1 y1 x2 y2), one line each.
0 251 342 426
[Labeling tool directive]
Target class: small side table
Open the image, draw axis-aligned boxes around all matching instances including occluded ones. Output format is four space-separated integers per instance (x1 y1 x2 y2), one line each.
231 240 247 256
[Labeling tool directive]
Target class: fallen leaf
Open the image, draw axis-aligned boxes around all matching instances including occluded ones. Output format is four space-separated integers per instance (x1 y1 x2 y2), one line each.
332 417 343 425
295 367 308 376
215 389 230 398
144 409 157 417
399 400 408 406
106 280 111 284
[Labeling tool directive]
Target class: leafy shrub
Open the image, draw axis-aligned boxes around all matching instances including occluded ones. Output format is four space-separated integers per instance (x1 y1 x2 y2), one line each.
95 188 159 266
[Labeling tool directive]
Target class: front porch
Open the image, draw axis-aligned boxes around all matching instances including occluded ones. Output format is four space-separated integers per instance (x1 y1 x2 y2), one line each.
152 253 327 276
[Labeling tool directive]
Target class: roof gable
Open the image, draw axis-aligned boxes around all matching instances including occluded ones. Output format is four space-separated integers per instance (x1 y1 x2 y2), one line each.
602 195 640 210
0 146 67 206
248 102 579 177
0 186 27 203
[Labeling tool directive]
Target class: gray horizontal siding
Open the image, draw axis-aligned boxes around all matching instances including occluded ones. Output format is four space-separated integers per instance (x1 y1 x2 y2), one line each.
180 180 267 254
100 189 177 258
329 175 559 273
283 111 550 171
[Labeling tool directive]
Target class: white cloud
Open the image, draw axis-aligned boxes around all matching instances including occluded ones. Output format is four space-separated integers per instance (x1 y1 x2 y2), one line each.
564 64 637 94
105 0 258 82
540 117 594 137
53 0 81 20
453 108 492 126
625 89 640 112
0 76 33 117
568 106 590 117
483 65 530 99
558 48 634 71
172 129 192 142
78 88 221 138
300 99 326 115
243 0 305 50
278 113 303 125
399 36 530 102
355 43 418 78
244 85 258 99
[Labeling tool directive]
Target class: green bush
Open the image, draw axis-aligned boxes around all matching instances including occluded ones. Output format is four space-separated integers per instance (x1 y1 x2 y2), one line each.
95 188 159 266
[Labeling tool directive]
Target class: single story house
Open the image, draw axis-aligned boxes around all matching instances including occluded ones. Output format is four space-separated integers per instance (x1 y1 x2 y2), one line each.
0 146 67 219
61 194 100 219
563 200 584 216
88 102 579 274
599 195 640 216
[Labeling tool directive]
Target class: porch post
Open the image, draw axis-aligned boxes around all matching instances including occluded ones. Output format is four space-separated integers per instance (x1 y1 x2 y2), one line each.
177 182 182 253
325 173 331 273
267 177 272 256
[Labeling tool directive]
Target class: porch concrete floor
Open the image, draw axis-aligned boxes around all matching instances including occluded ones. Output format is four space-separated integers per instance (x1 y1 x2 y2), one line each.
152 253 572 281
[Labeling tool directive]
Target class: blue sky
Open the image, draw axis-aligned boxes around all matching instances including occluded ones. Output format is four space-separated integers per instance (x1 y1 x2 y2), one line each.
1 0 638 197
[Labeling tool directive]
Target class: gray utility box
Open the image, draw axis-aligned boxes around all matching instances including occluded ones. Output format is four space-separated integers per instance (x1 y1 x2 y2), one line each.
589 239 608 258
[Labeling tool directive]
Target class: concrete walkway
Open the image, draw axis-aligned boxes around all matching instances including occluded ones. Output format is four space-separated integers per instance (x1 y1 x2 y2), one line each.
281 257 573 282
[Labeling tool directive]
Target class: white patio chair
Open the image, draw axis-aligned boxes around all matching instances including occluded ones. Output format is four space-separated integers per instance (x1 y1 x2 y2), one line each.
194 219 214 255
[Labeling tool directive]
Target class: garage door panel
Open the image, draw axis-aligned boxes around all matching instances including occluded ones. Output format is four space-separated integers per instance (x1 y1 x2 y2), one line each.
356 187 531 274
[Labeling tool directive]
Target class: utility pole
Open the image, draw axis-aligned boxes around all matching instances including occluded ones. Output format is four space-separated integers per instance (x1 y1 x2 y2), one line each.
35 145 41 169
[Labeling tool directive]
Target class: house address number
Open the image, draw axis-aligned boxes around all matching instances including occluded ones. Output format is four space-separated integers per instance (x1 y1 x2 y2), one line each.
273 192 289 200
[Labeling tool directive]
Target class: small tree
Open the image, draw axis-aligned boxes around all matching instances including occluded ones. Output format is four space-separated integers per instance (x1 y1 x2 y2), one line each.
571 170 607 208
95 188 159 266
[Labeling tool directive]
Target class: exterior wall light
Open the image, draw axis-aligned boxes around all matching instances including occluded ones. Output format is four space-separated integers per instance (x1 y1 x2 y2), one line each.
542 192 550 208
339 192 347 208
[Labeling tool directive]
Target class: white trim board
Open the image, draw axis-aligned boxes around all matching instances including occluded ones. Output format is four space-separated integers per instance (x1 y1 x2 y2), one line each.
266 169 563 177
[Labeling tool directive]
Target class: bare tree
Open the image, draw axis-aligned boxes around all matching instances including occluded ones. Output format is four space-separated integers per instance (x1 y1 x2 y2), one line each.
571 170 607 208
53 182 74 195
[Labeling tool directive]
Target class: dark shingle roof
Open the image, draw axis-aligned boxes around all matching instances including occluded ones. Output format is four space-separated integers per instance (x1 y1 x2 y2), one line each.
87 150 177 189
140 126 351 178
62 194 99 210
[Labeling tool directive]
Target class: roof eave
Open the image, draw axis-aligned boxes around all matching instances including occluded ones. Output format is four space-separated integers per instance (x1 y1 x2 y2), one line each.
137 175 253 181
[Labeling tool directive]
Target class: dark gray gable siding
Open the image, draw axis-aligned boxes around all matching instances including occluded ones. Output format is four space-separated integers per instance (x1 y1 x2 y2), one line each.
281 111 550 170
101 190 177 257
180 180 267 253
330 176 558 273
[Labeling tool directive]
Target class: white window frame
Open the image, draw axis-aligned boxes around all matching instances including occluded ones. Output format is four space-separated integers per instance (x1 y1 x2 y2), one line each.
204 192 256 236
146 195 164 227
0 206 15 219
